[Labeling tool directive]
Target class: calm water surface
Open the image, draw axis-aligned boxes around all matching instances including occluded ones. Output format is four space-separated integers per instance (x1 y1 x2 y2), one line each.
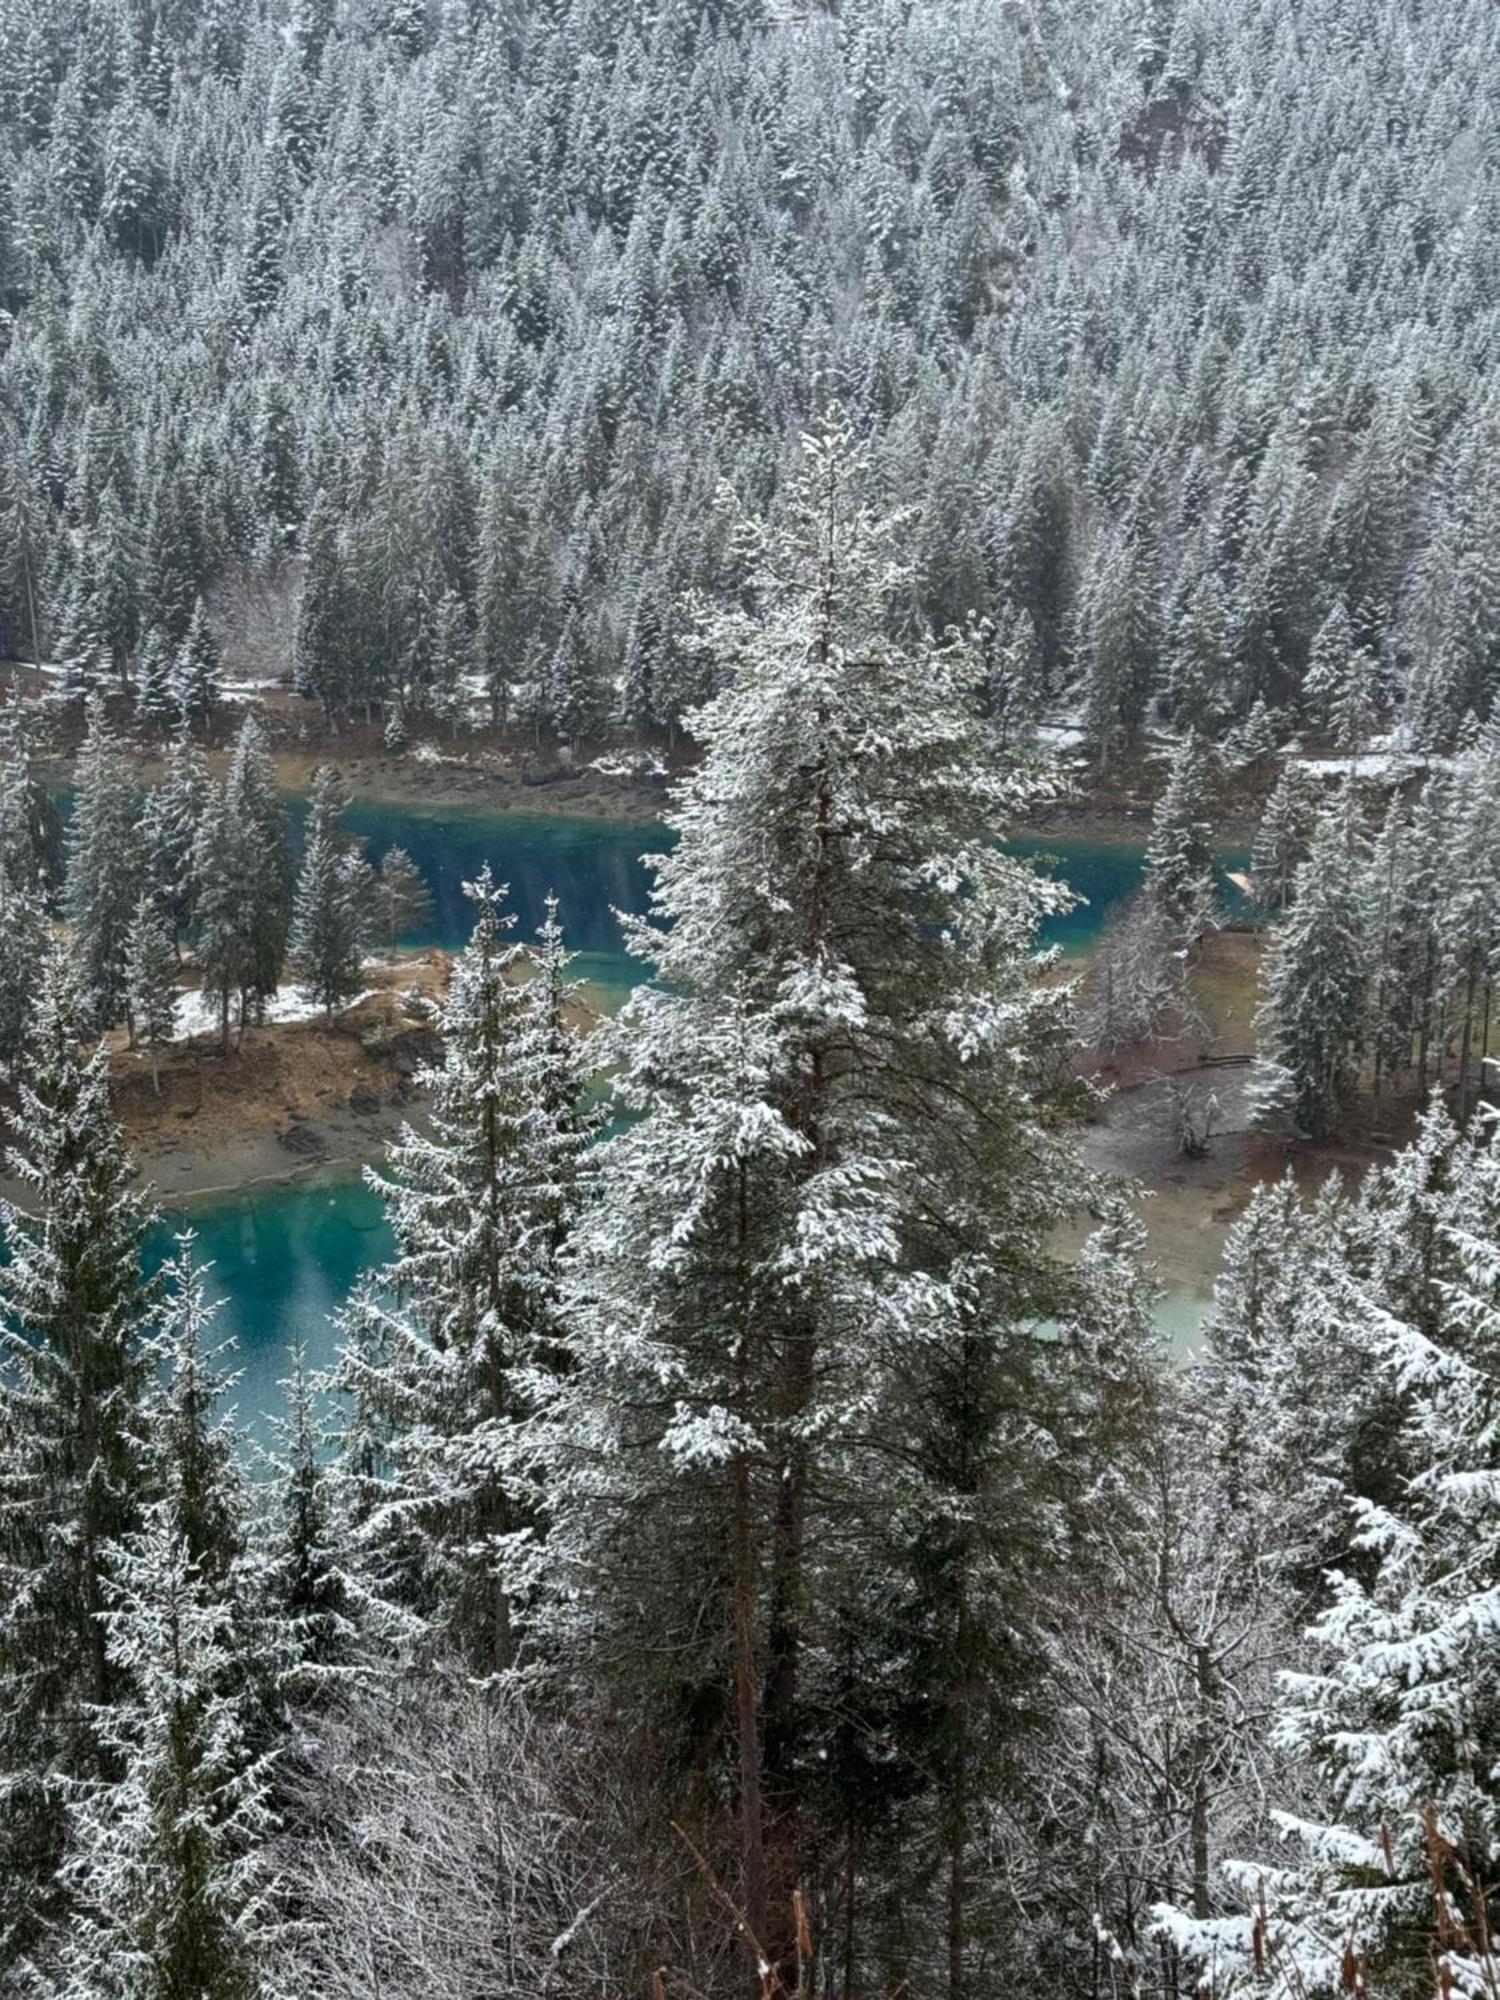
154 1166 1214 1448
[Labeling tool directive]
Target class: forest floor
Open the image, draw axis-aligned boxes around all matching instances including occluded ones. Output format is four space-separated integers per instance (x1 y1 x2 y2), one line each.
104 942 617 1201
1074 924 1440 1317
105 953 449 1199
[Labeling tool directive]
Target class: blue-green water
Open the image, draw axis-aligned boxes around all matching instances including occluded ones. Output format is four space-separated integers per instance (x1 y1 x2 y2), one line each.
152 1166 1213 1446
147 1171 395 1448
306 801 674 994
138 804 1242 1430
302 804 1247 981
59 783 1247 984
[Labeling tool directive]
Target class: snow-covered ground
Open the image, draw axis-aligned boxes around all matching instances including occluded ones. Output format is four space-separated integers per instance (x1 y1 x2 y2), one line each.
174 984 373 1038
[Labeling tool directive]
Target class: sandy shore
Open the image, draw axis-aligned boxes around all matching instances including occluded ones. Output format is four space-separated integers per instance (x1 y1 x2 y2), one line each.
268 746 670 822
129 1097 421 1204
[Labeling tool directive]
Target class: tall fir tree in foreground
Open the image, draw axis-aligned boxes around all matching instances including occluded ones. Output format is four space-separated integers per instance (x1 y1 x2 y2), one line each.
0 963 155 1966
63 698 141 1027
334 871 595 1674
535 412 1155 1995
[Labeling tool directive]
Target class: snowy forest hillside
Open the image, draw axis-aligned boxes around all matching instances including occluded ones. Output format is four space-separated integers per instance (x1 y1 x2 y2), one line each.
2 0 1499 748
3 6 1500 2000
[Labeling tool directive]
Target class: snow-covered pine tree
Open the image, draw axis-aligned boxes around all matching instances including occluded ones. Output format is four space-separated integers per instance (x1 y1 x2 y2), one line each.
1305 599 1375 751
171 595 222 731
146 1241 249 1603
0 867 48 1076
123 891 177 1088
224 715 292 1024
428 585 473 734
289 765 368 1023
193 716 292 1047
985 602 1043 749
1143 729 1219 941
534 411 1152 1992
546 608 608 749
192 783 246 1056
1249 757 1316 914
139 728 210 952
133 627 177 731
1223 697 1287 777
63 696 142 1027
371 845 432 950
1250 800 1370 1141
0 695 63 897
1434 739 1500 1121
263 1345 360 1699
50 1503 284 2000
332 869 595 1674
0 962 156 1964
293 495 349 719
1163 1116 1500 1999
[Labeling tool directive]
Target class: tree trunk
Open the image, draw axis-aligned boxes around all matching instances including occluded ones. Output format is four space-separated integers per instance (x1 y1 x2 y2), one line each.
1458 968 1477 1126
947 1595 970 2000
733 1444 770 1987
1191 1642 1213 1920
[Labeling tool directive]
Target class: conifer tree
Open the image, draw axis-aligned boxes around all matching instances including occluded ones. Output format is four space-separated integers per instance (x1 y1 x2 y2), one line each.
192 716 291 1044
264 1346 360 1698
172 595 222 732
190 785 244 1056
124 892 177 1089
289 766 368 1023
535 413 1151 1992
139 730 211 952
1167 1121 1500 1999
1249 758 1316 913
146 1243 249 1604
63 697 142 1028
0 696 63 896
50 1505 284 2000
1250 800 1370 1139
428 585 473 734
0 964 155 1964
371 845 432 950
0 868 48 1076
132 627 177 731
293 495 348 720
334 871 595 1674
1143 730 1219 941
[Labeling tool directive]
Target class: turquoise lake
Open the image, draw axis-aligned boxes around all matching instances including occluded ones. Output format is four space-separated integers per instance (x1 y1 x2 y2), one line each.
138 802 1239 1435
289 798 1249 982
151 1165 1213 1448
